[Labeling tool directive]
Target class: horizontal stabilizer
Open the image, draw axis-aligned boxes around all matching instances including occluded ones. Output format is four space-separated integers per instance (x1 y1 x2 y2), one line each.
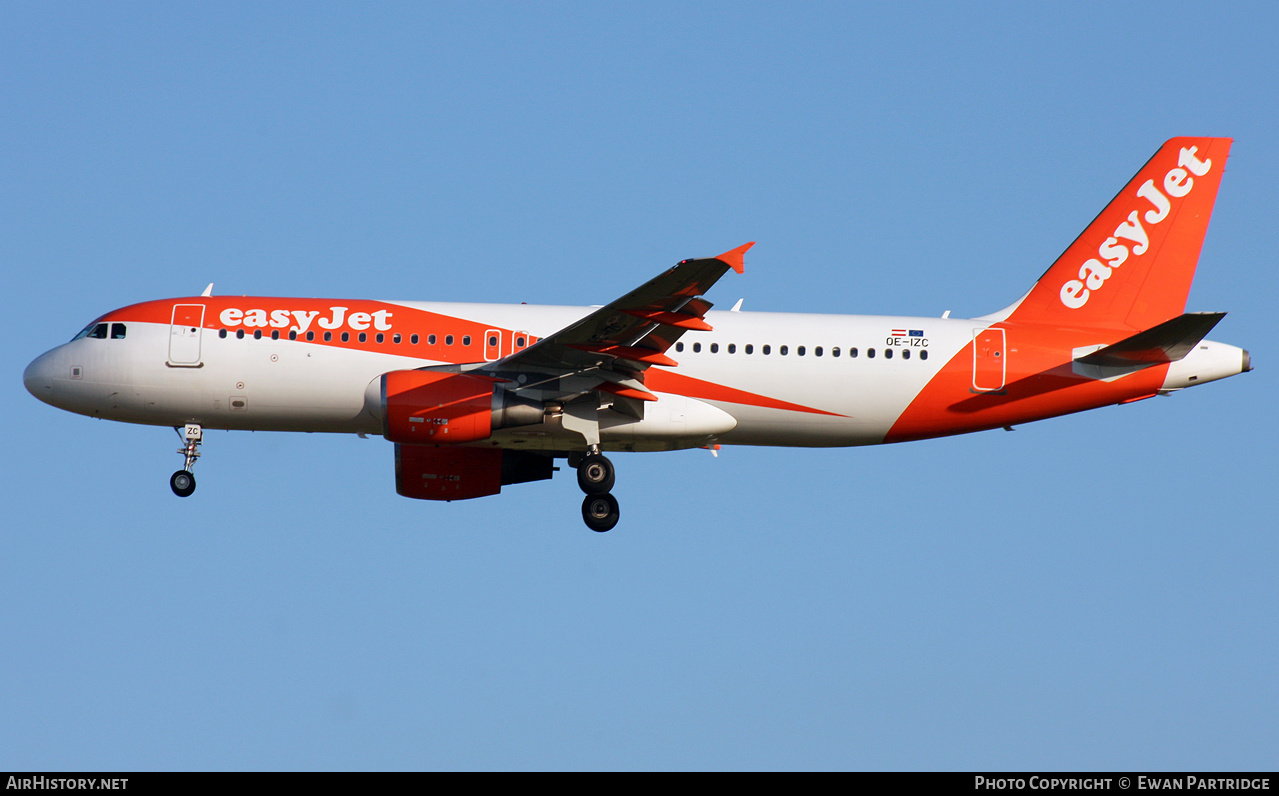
1075 312 1226 368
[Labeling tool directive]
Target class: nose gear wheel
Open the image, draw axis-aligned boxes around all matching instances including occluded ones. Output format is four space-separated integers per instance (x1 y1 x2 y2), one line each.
170 470 196 497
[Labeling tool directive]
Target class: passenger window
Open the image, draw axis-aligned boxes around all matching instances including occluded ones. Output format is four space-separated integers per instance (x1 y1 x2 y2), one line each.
324 332 332 342
902 349 910 360
728 344 736 354
832 347 840 357
236 329 245 340
307 331 315 341
850 347 858 358
219 329 228 339
111 323 127 339
885 348 893 359
411 334 420 344
710 343 719 353
462 335 471 346
814 346 823 357
797 346 806 356
271 330 280 340
340 332 349 342
693 342 702 353
920 350 928 361
254 330 263 340
763 345 771 355
780 346 788 356
745 344 753 354
867 348 875 358
676 342 684 352
289 330 298 341
393 333 401 344
445 335 454 345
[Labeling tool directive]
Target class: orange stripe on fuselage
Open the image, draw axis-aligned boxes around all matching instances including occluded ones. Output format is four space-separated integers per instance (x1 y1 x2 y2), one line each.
99 297 537 361
885 322 1171 443
646 369 844 417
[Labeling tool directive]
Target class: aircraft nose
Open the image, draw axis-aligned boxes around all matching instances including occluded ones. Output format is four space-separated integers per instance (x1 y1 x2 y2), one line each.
23 351 56 403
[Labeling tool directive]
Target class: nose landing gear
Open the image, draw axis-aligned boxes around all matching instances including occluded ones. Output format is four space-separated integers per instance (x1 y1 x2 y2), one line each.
170 424 202 498
576 450 619 532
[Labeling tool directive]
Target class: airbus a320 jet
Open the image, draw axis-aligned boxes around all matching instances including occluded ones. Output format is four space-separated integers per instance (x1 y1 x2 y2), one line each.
24 138 1250 531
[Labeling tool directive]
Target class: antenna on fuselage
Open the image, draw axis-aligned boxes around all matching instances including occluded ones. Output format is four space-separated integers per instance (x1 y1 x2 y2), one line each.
201 283 214 297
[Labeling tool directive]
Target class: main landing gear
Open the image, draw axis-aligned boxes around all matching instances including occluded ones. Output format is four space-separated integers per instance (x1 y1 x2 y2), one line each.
170 424 202 498
576 450 619 532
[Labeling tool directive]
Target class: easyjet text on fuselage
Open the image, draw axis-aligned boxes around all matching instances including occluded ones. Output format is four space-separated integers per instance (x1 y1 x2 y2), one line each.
218 306 394 335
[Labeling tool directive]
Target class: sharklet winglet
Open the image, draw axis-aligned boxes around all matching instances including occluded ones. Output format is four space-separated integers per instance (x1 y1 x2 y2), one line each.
715 242 755 275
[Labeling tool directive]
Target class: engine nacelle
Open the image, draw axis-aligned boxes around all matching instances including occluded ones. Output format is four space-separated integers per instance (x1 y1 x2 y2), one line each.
381 370 543 444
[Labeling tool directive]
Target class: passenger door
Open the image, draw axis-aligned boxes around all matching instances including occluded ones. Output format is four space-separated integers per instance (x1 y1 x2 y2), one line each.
168 304 205 366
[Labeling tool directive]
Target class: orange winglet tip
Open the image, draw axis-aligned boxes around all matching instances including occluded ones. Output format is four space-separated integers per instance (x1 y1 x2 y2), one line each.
715 241 755 274
621 309 714 331
597 382 658 402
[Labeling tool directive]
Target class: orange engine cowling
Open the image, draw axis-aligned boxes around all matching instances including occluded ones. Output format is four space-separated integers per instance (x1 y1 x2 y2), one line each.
381 370 543 444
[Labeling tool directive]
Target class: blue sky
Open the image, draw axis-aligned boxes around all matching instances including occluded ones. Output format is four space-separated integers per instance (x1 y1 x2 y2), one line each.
2 2 1275 771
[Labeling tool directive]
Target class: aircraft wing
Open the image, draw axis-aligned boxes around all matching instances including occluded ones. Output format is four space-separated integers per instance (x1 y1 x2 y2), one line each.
450 243 753 403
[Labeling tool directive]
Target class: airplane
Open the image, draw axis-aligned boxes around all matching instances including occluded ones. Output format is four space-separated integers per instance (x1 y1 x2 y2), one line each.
24 137 1251 532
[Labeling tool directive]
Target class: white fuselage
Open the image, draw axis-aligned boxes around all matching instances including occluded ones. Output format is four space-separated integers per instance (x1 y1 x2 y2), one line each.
23 299 1247 453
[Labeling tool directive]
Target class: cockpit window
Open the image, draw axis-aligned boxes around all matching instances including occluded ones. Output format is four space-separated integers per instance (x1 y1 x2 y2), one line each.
111 323 127 339
71 321 109 340
71 322 115 341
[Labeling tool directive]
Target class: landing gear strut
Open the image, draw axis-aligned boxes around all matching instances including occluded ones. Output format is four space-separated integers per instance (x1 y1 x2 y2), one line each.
170 424 202 498
576 450 619 532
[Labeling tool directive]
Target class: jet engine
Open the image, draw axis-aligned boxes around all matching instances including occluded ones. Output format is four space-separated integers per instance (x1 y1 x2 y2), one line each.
380 370 544 444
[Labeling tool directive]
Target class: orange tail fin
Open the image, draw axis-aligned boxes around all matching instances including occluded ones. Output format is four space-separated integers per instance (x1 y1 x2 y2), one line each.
996 137 1231 331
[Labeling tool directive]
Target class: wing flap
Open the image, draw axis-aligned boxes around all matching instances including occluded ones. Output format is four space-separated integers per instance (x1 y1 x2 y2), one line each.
469 243 753 402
